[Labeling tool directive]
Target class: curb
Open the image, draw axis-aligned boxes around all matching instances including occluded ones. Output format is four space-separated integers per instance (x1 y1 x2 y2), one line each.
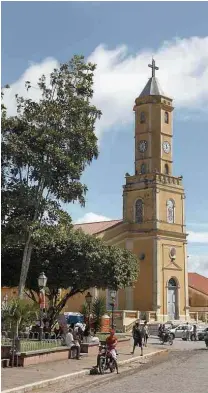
2 349 168 393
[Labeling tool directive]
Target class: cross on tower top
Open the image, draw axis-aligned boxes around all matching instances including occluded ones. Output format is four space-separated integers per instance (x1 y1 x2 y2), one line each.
148 58 159 78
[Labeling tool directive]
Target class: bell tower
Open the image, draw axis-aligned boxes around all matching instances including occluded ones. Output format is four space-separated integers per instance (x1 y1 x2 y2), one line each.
134 59 174 177
122 60 189 321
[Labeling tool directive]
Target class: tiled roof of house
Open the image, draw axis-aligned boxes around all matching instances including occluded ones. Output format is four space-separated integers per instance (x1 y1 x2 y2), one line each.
74 219 122 235
188 272 208 296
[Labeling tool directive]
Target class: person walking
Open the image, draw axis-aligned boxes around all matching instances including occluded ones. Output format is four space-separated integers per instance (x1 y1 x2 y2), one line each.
143 321 149 347
131 321 144 356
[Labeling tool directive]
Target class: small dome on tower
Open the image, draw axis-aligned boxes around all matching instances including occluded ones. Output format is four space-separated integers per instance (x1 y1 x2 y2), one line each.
139 76 165 98
135 59 172 103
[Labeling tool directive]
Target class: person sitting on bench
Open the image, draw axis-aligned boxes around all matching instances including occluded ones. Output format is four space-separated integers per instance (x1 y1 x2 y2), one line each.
65 328 80 359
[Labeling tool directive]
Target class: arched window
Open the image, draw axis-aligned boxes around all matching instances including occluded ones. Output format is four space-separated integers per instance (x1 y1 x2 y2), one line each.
164 111 169 124
141 163 146 174
168 278 177 287
135 199 143 223
165 164 169 175
140 112 146 124
166 199 175 223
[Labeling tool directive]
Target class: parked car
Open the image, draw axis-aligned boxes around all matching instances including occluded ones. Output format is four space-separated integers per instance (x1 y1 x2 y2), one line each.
198 327 208 341
169 324 205 340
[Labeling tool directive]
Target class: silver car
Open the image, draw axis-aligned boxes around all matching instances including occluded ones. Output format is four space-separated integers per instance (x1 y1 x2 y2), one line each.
170 324 205 340
169 324 193 339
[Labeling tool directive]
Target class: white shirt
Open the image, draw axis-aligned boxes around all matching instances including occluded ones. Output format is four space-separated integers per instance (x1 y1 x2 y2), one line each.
65 332 74 348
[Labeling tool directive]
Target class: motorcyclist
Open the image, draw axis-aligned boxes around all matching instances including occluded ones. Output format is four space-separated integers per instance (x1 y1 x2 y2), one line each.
96 329 119 373
158 324 163 338
161 324 170 342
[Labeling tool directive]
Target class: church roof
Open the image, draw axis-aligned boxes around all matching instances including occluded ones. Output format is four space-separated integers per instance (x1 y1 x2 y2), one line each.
139 76 165 98
188 272 208 296
74 219 122 235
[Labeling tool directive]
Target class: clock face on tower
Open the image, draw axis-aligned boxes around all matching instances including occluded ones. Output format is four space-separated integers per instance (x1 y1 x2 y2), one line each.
138 140 148 153
163 141 171 154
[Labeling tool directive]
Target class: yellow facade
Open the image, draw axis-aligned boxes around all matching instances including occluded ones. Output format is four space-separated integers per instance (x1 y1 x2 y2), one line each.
98 61 189 321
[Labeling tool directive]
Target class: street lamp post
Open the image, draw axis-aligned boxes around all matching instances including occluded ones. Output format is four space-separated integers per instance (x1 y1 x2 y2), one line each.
110 290 117 329
38 272 47 341
85 291 92 330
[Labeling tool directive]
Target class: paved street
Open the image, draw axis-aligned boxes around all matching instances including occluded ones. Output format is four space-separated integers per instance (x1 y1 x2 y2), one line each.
74 349 208 393
1 339 158 391
2 338 207 393
30 339 208 393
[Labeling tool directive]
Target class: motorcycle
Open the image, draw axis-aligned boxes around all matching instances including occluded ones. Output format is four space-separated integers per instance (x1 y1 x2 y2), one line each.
98 345 118 375
159 330 173 345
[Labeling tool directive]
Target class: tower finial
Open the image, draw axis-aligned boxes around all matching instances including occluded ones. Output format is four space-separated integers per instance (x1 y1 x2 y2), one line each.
148 58 159 78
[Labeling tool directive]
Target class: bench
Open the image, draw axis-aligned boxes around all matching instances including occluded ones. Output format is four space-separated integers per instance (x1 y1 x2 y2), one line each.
80 342 99 355
1 359 10 368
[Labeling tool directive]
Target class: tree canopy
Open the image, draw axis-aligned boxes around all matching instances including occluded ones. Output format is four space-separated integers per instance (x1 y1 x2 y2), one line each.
2 228 139 326
1 56 102 296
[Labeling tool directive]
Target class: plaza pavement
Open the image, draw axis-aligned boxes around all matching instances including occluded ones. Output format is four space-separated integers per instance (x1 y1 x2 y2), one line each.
1 338 164 392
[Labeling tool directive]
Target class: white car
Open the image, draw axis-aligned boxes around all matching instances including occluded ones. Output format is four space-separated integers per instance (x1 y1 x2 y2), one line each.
169 324 204 340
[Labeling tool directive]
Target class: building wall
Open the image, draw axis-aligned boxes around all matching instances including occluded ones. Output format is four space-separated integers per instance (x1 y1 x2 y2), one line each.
189 287 208 308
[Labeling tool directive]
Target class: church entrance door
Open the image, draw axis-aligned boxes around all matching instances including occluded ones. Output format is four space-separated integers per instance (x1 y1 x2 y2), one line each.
168 278 178 320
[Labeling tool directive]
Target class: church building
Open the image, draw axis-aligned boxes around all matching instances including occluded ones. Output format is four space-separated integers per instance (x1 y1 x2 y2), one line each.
75 59 189 322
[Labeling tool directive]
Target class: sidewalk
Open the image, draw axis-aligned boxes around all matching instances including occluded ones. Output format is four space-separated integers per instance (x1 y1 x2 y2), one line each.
2 339 163 392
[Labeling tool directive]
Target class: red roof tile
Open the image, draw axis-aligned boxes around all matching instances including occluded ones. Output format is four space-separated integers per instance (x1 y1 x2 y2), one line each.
188 272 208 296
74 219 122 235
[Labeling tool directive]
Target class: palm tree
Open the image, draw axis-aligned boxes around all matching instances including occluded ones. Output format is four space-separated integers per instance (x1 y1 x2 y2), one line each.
92 297 106 334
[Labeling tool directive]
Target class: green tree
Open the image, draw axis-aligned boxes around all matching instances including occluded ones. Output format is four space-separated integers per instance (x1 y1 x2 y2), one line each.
2 299 38 336
1 56 102 297
2 229 139 327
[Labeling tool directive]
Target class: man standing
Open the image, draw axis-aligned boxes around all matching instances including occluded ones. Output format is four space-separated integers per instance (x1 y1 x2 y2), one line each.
65 328 80 359
131 321 144 356
193 324 197 341
186 322 191 341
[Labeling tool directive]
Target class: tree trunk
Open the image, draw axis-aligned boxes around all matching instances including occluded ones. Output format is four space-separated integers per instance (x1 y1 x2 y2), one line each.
47 290 80 328
18 236 33 298
18 177 45 298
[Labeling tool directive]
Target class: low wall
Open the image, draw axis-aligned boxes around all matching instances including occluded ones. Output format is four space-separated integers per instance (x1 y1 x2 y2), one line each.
17 347 70 367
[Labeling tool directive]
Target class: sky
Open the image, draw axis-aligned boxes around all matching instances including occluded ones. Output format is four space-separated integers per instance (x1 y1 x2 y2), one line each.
2 1 208 276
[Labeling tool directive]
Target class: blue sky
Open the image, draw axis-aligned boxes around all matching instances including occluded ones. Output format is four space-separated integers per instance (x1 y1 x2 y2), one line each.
2 1 208 275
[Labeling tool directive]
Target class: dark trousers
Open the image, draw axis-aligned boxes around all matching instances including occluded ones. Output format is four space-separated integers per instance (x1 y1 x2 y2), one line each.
70 345 80 359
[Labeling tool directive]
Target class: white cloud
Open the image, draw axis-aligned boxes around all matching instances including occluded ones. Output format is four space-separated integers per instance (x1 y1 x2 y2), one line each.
3 36 208 138
3 58 59 117
188 231 208 244
74 212 112 224
88 36 208 136
188 255 208 277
